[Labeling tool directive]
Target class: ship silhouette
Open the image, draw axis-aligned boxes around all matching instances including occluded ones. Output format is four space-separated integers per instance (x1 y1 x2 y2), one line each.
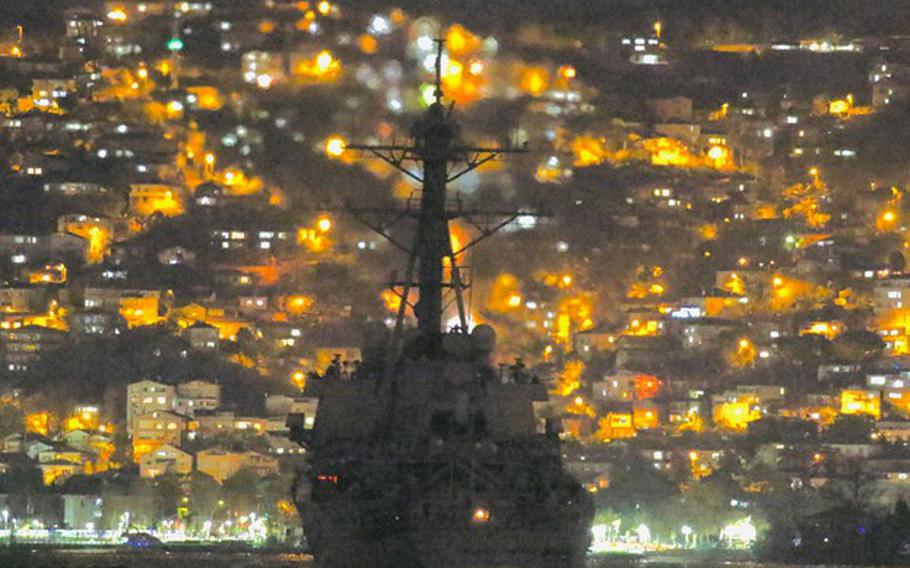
288 41 594 568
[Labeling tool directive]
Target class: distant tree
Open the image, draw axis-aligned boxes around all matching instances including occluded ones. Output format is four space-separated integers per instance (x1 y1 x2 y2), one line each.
597 454 678 523
0 405 23 438
0 460 43 494
150 473 183 524
834 330 886 362
236 328 261 359
186 472 221 531
824 415 874 444
775 335 834 367
676 476 741 538
221 469 262 513
825 457 882 513
747 417 817 448
890 250 906 273
870 499 910 563
754 481 830 560
110 429 132 467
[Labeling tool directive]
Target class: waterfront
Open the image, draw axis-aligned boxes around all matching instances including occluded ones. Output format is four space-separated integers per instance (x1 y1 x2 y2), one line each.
0 549 313 568
0 548 762 568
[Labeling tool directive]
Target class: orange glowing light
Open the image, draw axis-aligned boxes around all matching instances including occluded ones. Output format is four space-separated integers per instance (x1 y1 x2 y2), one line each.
879 209 899 232
294 50 341 82
633 406 659 430
828 98 851 116
381 289 403 313
627 281 665 299
722 273 745 296
216 168 264 195
700 224 718 240
634 375 661 399
433 29 487 107
595 412 636 441
26 412 51 435
358 34 378 55
567 395 596 418
390 8 406 24
64 221 111 264
840 389 881 419
729 338 757 368
298 228 331 253
187 86 223 111
448 222 469 263
487 273 523 312
286 295 314 315
519 67 549 96
552 360 584 396
644 137 701 168
570 135 610 167
107 7 128 22
292 370 306 390
557 293 596 339
446 24 482 55
714 396 761 430
800 321 842 340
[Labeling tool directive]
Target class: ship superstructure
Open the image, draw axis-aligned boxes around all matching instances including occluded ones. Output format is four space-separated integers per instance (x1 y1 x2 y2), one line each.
288 41 594 568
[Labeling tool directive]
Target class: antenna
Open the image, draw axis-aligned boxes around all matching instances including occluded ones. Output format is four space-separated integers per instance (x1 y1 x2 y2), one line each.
341 40 531 368
433 38 445 103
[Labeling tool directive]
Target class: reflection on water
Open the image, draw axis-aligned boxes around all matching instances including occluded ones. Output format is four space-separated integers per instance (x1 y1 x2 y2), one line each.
0 549 781 568
0 549 314 568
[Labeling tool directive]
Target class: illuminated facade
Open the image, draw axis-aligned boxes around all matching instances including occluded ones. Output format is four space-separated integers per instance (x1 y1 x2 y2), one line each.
840 389 882 419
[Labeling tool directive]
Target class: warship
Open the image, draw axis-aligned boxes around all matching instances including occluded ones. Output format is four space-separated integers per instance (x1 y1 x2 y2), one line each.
287 42 594 568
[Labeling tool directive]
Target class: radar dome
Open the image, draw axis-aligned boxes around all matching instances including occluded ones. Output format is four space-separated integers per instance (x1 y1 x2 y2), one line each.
471 324 497 352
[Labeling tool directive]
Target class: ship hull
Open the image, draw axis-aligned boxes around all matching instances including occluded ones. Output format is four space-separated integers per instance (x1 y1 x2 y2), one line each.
298 498 591 568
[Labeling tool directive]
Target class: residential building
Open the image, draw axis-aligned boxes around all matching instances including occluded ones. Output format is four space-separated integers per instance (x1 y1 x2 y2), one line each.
173 380 221 416
196 448 279 482
127 380 176 430
2 325 67 372
139 444 193 478
131 411 190 459
184 322 219 351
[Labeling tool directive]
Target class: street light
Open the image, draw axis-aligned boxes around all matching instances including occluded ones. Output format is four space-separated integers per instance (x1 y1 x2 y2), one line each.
681 524 693 548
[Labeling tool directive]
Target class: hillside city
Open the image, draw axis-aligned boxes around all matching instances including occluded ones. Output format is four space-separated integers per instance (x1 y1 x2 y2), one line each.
3 0 910 562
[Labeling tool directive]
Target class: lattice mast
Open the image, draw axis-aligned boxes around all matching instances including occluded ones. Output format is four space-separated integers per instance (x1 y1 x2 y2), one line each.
346 40 527 358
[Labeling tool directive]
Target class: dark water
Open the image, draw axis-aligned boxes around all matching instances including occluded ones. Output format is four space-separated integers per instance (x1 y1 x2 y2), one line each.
0 549 314 568
0 549 775 568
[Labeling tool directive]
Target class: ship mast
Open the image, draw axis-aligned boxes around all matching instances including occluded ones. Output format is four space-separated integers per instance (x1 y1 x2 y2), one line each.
346 41 528 360
411 39 453 341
